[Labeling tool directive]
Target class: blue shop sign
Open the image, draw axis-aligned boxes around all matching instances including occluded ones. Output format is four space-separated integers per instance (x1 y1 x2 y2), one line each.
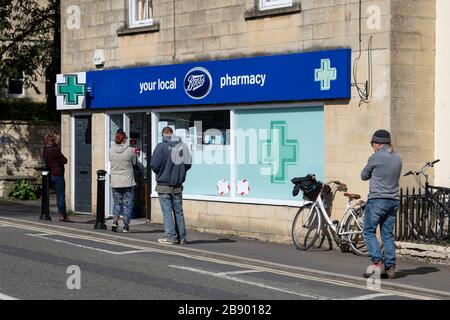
56 49 351 110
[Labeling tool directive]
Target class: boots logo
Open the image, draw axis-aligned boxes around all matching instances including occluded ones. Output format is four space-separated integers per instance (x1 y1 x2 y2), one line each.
184 67 212 100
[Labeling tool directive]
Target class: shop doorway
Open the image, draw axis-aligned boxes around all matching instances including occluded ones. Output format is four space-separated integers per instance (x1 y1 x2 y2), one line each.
107 112 149 219
74 115 92 213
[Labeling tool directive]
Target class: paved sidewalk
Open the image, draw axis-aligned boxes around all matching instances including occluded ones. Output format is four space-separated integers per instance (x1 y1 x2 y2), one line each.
1 199 450 298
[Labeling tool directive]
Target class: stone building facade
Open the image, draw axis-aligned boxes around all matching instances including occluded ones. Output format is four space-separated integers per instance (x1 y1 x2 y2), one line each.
57 0 441 243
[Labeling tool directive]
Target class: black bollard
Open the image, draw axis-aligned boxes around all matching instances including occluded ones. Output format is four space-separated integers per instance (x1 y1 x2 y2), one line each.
39 166 51 221
94 170 107 230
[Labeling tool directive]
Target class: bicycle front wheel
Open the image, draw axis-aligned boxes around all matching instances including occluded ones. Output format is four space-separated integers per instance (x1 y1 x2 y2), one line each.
292 204 322 251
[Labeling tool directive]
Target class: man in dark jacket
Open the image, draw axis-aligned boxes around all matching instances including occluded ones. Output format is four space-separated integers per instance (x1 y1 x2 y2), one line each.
361 130 402 279
151 127 192 244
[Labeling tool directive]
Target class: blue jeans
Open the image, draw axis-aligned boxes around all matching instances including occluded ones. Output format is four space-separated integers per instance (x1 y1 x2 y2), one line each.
158 193 186 242
112 187 134 227
51 175 67 217
363 199 399 268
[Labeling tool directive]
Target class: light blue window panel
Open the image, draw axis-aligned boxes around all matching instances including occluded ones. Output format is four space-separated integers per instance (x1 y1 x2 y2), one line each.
235 107 324 200
184 145 231 196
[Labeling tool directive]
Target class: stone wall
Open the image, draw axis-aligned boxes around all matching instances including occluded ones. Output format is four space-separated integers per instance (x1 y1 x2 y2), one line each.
91 113 106 214
434 0 450 187
151 198 297 244
391 0 436 189
0 120 59 197
397 242 450 266
61 113 72 211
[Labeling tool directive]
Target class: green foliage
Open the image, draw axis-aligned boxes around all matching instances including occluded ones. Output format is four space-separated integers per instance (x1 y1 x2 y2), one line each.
8 179 39 201
0 99 51 121
0 0 61 121
0 0 60 92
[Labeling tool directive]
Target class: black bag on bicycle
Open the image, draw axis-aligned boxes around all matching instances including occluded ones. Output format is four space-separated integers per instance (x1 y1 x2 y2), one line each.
291 174 323 201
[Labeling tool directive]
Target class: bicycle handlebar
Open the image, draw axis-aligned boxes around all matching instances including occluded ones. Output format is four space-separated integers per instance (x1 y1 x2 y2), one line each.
405 160 441 177
429 159 441 166
403 170 414 177
336 182 347 188
325 181 347 188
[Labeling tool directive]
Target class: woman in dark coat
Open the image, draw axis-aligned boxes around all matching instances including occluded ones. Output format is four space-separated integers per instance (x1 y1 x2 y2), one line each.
43 131 71 222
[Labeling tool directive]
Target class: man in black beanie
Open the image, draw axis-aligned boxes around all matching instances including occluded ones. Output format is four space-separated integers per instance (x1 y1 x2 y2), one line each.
361 130 402 279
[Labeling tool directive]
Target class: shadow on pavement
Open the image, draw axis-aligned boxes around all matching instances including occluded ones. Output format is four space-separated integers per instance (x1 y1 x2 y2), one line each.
128 230 165 234
187 238 236 245
394 267 440 279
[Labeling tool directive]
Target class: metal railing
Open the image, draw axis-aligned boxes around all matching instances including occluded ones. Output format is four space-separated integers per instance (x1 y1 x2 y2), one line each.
396 186 450 243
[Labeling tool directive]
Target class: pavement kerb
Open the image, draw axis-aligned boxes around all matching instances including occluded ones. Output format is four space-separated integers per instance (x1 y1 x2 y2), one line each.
1 216 449 300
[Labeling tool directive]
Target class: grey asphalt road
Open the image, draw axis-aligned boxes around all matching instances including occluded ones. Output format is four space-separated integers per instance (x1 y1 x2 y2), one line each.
0 224 409 300
0 201 450 301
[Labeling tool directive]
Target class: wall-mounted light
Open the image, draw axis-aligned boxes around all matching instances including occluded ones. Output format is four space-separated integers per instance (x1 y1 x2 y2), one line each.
93 49 105 69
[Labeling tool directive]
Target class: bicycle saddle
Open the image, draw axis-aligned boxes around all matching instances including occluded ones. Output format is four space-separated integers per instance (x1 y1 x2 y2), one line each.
344 193 361 200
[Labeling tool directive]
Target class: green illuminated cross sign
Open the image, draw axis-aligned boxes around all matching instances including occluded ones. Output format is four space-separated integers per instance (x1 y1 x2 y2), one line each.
57 75 85 105
315 59 337 91
260 121 298 184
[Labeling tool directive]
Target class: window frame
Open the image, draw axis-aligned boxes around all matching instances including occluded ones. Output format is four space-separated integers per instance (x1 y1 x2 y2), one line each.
7 73 25 97
259 0 293 11
128 0 154 29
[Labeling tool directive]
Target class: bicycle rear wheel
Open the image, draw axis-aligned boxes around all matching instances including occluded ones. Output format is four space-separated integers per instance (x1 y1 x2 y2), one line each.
292 204 322 251
409 197 445 242
345 206 370 257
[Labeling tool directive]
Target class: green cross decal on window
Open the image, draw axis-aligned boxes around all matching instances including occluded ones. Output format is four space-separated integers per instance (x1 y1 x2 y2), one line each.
57 75 85 105
315 59 337 91
260 121 298 184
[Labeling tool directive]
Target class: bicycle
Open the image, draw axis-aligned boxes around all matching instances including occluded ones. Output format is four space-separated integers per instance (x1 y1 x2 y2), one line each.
291 175 371 257
403 160 450 241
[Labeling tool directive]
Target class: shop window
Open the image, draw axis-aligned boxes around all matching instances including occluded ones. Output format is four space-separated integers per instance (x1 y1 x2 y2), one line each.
245 0 301 21
129 0 153 28
260 0 292 10
158 110 230 197
109 114 123 147
235 107 324 201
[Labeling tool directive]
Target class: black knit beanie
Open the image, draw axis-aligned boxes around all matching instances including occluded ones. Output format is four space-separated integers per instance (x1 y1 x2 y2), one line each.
371 130 391 144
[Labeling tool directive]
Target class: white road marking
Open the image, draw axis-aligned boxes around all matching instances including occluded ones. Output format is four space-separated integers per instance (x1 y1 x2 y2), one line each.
26 233 53 237
0 292 19 300
25 234 153 255
115 250 155 255
217 270 263 276
0 217 446 300
27 234 125 255
348 293 393 300
170 265 327 300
